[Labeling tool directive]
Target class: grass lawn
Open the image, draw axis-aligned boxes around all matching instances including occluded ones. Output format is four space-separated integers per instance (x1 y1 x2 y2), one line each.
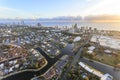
83 44 120 67
94 54 120 66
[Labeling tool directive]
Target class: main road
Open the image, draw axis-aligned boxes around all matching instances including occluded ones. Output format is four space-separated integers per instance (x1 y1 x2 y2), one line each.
62 33 120 80
62 33 92 80
80 58 120 80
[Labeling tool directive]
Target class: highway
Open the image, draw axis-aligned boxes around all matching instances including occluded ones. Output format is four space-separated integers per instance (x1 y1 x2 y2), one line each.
62 33 120 80
62 33 92 79
69 34 92 69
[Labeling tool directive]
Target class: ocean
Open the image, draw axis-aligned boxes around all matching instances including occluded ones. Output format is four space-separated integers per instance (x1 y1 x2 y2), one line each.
0 21 120 31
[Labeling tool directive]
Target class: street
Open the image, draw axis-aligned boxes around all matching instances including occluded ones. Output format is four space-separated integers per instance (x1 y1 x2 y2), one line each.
62 33 120 80
80 58 120 80
62 33 92 79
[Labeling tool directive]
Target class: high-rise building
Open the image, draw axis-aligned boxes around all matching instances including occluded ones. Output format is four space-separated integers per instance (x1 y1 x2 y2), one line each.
73 24 78 33
37 23 41 27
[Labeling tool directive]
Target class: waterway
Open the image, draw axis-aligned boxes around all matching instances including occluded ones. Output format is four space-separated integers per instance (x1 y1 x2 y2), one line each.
2 42 120 80
2 48 61 80
2 43 74 80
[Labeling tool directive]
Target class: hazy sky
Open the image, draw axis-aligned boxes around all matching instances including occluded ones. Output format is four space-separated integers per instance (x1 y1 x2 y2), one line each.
0 0 120 18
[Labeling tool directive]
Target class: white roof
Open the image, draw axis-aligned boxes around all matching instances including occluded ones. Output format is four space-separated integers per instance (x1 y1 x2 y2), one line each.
85 67 93 73
0 64 4 68
30 49 34 52
47 44 50 46
104 50 112 53
79 62 104 78
101 73 113 80
87 50 93 54
47 50 51 52
46 31 49 33
33 50 37 54
44 42 47 44
13 60 17 64
73 36 81 42
9 61 14 65
41 45 45 48
88 46 95 51
93 71 103 77
35 53 39 57
79 62 86 67
9 67 13 72
15 64 19 68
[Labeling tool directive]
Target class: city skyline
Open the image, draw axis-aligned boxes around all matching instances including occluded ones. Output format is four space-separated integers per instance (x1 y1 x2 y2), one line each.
0 0 120 20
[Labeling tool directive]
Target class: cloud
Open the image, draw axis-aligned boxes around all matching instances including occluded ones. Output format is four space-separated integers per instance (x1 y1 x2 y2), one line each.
86 0 92 2
0 6 41 19
81 0 119 17
84 15 120 22
0 6 17 12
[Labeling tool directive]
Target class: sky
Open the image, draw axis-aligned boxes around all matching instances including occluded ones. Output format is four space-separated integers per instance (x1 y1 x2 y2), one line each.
0 0 120 19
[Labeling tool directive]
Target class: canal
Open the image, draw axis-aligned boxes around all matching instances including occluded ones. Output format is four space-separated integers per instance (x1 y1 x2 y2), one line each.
2 43 75 80
2 48 60 80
